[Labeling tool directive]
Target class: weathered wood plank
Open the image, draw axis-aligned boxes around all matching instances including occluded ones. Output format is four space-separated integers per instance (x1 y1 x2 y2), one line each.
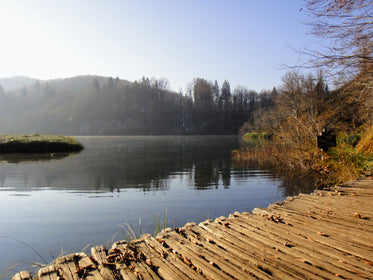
76 253 105 280
166 228 254 280
182 222 275 280
253 204 373 247
12 271 32 280
111 240 162 280
252 207 373 260
284 193 373 223
187 222 281 279
54 253 86 280
233 212 373 279
157 230 230 280
91 246 119 280
142 234 200 279
208 216 342 280
38 265 59 280
227 213 372 279
199 219 321 279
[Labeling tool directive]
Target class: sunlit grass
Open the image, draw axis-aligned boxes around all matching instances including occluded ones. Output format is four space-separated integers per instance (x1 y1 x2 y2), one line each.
242 132 271 142
324 127 373 185
0 134 83 153
233 127 373 187
356 125 373 156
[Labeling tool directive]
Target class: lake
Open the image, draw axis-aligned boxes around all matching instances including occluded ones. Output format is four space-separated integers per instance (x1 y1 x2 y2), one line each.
0 136 316 276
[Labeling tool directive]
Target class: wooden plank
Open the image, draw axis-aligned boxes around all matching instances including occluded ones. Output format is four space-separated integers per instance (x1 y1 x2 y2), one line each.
270 203 373 245
102 241 142 280
157 230 230 280
199 219 322 279
12 271 32 280
76 253 105 280
191 221 285 278
112 240 162 280
167 229 255 280
142 234 200 279
250 209 373 273
299 198 373 221
254 204 373 247
116 264 138 280
227 212 370 280
233 212 373 279
227 213 372 280
335 181 373 194
193 222 300 279
252 207 373 259
267 202 373 234
91 246 120 280
209 216 343 280
38 265 59 280
182 222 275 280
54 253 85 280
286 194 373 223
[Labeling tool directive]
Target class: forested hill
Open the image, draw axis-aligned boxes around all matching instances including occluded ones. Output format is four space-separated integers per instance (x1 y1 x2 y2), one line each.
0 75 274 135
0 76 40 91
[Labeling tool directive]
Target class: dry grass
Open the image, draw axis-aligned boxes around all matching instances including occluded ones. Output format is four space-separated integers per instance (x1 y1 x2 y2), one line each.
233 129 373 186
356 126 373 156
232 142 322 172
325 142 371 185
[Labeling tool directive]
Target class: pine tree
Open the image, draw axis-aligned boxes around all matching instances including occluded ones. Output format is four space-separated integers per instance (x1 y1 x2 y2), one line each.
220 80 232 110
211 80 220 106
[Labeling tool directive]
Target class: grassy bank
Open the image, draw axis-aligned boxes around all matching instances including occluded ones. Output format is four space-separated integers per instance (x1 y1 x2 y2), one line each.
242 132 271 141
233 126 373 186
0 134 83 153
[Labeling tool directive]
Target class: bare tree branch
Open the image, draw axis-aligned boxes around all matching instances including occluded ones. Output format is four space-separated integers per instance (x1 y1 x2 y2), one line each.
298 0 373 80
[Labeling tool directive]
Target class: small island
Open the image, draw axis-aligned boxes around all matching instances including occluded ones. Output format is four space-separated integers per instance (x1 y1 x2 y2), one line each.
0 134 83 153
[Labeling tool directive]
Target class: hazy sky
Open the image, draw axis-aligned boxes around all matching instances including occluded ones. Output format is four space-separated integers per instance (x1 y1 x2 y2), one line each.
0 0 318 92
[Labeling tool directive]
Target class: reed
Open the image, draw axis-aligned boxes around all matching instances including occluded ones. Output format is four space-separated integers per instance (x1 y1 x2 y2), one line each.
233 128 373 186
0 236 67 280
114 205 169 245
152 206 168 237
232 141 321 172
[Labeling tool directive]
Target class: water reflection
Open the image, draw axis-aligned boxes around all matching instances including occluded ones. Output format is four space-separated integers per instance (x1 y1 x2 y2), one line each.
0 136 318 275
0 152 73 163
0 136 238 192
0 136 316 196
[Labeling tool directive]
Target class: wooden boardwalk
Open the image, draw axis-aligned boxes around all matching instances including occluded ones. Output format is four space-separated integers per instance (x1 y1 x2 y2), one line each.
13 179 373 280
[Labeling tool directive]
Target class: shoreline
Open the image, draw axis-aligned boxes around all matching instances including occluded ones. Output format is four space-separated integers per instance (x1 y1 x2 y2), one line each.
13 177 373 280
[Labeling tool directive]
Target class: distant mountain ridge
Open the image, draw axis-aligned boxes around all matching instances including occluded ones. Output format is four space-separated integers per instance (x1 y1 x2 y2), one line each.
0 75 131 92
0 75 269 135
0 76 41 91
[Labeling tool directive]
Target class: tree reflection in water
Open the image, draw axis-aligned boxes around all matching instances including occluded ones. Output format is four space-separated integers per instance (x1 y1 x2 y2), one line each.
0 136 317 196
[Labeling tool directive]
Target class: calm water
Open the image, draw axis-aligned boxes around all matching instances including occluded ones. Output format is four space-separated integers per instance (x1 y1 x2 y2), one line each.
0 136 316 275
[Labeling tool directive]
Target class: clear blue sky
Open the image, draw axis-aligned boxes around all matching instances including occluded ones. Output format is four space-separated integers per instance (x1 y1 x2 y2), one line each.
0 0 318 92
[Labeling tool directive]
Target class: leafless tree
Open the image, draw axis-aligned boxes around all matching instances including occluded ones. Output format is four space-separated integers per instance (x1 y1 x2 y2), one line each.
298 0 373 124
300 0 373 80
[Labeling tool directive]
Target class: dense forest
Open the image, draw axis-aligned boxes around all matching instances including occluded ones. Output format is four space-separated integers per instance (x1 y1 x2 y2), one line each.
0 76 275 135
